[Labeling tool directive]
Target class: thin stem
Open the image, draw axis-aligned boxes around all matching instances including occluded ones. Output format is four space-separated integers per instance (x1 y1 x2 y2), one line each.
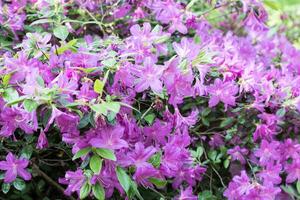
32 163 76 200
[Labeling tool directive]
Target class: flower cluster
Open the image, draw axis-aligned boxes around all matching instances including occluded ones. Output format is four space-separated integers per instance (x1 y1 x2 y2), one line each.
1 0 300 199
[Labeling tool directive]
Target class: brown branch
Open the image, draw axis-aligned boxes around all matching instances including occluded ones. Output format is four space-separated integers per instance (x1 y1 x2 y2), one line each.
32 163 76 200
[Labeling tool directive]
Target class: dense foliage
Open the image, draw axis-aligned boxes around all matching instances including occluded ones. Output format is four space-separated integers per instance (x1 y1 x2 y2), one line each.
1 0 300 199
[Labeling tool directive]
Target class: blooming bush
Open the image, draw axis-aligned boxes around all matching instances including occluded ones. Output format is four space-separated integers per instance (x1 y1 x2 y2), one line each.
1 0 300 199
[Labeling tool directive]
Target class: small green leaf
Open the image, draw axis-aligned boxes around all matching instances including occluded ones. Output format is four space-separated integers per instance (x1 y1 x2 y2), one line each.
92 183 105 200
78 114 91 129
144 113 156 125
198 190 215 200
94 79 104 94
201 117 210 127
224 158 230 169
20 146 33 159
105 102 120 113
90 155 102 174
13 178 26 191
276 108 286 117
73 147 91 160
220 118 234 128
53 25 69 41
2 183 10 194
196 146 204 159
2 73 11 86
263 0 280 10
3 87 19 103
36 75 45 87
116 166 131 194
201 108 211 117
148 178 167 188
80 181 91 199
30 18 55 26
95 148 116 161
91 104 108 116
297 180 300 194
23 99 38 112
101 58 116 67
56 39 77 54
149 152 161 168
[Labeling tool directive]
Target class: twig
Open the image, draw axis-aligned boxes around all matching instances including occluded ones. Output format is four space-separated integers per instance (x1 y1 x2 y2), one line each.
32 163 76 200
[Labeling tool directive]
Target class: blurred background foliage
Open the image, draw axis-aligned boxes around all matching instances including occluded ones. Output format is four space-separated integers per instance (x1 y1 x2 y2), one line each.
263 0 300 48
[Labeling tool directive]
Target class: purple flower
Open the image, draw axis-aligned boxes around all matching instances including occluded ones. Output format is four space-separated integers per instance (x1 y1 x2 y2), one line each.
208 79 239 110
160 135 191 177
91 161 124 198
134 57 164 93
253 124 276 141
173 37 199 61
130 23 152 43
144 120 171 146
228 146 249 164
0 153 31 183
127 142 157 168
209 134 224 148
175 186 197 200
280 139 300 160
285 158 300 183
0 107 38 137
70 48 99 68
36 129 48 149
254 140 281 166
223 171 253 199
59 169 86 196
89 125 128 150
257 164 282 185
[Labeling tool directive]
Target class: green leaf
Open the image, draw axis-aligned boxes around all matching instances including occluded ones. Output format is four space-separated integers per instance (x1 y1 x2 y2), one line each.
89 155 102 174
23 99 38 112
53 25 69 41
129 180 143 200
56 39 77 54
115 166 131 193
2 183 10 194
73 147 91 160
0 173 5 180
78 113 91 129
3 87 19 103
94 79 104 94
36 75 45 87
95 148 116 161
20 146 33 159
105 102 120 113
91 104 107 116
196 146 204 159
201 117 210 127
13 178 26 191
30 18 55 26
224 158 230 169
220 118 234 128
276 108 286 117
281 185 298 198
201 108 211 117
263 0 280 10
148 178 167 188
2 73 11 86
102 58 116 67
144 113 156 125
148 152 161 168
80 181 91 199
297 180 300 194
92 183 105 200
198 190 216 200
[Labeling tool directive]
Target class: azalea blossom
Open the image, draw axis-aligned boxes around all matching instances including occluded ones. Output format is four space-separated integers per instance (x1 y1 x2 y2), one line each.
0 153 31 183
